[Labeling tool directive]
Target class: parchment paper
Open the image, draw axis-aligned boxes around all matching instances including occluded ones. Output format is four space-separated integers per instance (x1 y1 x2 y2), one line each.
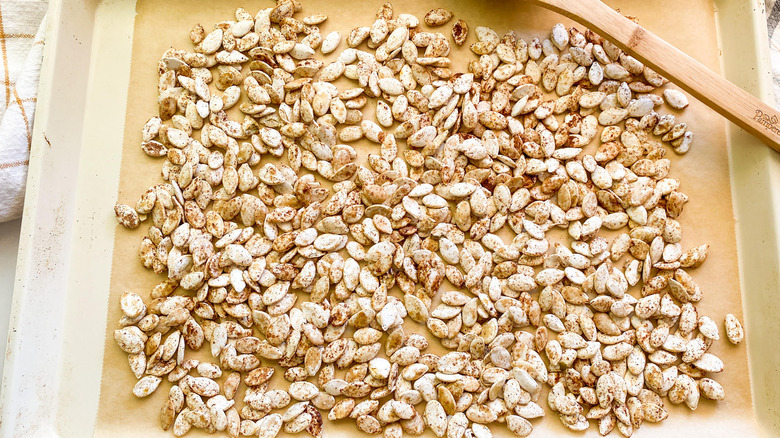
95 0 757 436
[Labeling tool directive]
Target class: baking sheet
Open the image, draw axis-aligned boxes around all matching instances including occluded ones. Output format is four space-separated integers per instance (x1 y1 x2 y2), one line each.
92 0 758 436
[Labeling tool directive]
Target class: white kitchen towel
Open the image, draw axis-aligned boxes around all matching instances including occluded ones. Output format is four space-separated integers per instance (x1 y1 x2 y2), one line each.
0 1 46 223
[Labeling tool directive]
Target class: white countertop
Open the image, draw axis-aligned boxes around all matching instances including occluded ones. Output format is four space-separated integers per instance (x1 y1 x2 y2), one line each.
0 219 21 379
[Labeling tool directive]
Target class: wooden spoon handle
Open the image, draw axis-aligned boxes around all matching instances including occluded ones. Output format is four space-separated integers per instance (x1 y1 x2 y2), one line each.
530 0 780 153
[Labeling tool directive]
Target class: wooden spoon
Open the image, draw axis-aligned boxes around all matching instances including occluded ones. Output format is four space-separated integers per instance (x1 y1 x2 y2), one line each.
528 0 780 153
